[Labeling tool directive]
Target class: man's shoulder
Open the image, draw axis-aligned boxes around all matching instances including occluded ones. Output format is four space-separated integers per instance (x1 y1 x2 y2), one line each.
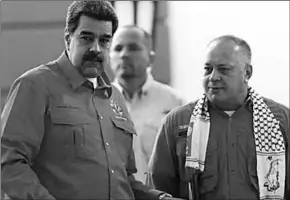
169 101 196 117
163 101 197 130
151 80 179 94
17 60 57 83
263 96 288 110
150 79 186 102
263 96 289 129
263 97 289 117
10 60 57 91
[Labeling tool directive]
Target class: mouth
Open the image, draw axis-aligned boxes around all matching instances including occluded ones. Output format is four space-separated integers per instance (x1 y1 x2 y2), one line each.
208 87 224 92
85 59 100 63
83 60 102 66
119 63 134 70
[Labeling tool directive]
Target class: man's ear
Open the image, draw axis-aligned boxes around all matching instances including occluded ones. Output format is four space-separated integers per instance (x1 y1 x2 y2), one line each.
64 32 71 51
245 64 253 83
149 50 156 64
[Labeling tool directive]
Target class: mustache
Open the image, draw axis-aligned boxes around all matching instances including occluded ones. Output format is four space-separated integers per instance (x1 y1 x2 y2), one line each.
83 52 104 63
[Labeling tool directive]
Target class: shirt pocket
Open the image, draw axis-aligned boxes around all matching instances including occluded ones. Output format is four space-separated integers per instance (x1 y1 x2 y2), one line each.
49 107 91 161
176 128 188 181
176 129 187 158
111 117 136 163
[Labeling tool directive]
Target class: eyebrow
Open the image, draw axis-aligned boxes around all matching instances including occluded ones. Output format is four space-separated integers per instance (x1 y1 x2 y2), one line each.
102 34 112 39
79 31 94 36
217 64 233 68
79 31 112 39
204 63 233 68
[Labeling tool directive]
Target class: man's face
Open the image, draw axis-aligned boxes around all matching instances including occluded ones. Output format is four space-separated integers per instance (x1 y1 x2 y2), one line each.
109 28 152 80
65 15 112 78
202 40 249 107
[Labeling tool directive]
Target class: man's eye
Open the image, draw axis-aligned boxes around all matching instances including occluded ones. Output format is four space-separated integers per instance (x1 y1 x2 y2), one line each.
219 68 230 73
100 38 111 48
128 45 140 51
113 45 123 52
100 38 110 44
80 36 93 42
204 67 212 72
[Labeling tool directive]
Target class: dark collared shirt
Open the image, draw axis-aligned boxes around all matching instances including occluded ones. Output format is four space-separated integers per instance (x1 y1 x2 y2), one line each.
148 98 289 200
1 52 162 200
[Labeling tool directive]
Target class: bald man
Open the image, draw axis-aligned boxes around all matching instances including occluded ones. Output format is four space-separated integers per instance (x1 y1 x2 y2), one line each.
148 35 289 200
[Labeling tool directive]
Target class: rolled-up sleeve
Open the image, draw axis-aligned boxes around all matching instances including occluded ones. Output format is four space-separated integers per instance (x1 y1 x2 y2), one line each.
147 114 180 197
1 76 55 199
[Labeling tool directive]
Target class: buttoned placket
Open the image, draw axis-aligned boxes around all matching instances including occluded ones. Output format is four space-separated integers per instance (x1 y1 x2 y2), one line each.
90 91 117 199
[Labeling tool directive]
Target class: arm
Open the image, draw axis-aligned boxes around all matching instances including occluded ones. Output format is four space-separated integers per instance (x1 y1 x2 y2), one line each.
1 76 55 199
111 87 163 200
281 107 290 199
127 146 163 200
147 115 180 197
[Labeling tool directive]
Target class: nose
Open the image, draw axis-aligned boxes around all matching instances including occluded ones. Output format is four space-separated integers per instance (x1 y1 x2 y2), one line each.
120 48 129 59
90 40 101 52
209 68 221 81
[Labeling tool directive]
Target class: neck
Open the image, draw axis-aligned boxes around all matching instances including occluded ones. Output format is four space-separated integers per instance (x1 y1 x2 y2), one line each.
118 74 147 99
212 88 249 111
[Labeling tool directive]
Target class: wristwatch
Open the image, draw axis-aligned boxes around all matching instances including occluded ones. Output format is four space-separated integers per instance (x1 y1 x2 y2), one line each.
158 193 172 200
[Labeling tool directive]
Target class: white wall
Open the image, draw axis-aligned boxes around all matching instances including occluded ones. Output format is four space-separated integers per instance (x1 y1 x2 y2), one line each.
168 1 289 106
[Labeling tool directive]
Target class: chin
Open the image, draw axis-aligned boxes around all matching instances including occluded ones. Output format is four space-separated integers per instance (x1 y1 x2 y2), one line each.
82 68 103 78
207 93 221 102
120 73 135 80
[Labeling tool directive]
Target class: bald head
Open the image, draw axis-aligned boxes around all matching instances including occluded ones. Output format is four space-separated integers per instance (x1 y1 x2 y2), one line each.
207 35 252 65
202 35 253 111
112 25 153 52
110 25 155 82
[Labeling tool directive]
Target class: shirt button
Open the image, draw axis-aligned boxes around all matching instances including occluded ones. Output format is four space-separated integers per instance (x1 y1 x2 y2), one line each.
111 169 115 174
99 116 103 120
106 142 109 146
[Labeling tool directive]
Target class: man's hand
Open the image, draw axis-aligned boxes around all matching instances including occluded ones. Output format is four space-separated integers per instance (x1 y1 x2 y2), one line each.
162 197 186 200
158 193 186 200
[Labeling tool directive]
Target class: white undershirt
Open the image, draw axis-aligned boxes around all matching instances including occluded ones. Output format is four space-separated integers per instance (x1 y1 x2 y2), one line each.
87 78 97 89
224 110 235 116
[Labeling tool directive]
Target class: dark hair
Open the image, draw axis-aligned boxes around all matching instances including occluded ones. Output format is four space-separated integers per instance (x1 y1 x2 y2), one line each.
209 35 252 62
121 24 153 51
65 0 118 35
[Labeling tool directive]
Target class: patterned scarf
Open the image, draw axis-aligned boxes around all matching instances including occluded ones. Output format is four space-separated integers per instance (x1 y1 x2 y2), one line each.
185 88 286 199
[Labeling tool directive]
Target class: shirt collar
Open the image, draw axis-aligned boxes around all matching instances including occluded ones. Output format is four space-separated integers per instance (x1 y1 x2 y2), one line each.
56 51 112 92
141 69 154 95
113 69 154 100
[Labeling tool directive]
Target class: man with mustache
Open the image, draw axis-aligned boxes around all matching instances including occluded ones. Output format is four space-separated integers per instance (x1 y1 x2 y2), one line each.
1 1 183 200
147 35 289 200
109 25 187 184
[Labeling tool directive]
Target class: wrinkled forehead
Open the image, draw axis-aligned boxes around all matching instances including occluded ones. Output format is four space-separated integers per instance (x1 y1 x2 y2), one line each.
112 27 146 46
76 15 113 36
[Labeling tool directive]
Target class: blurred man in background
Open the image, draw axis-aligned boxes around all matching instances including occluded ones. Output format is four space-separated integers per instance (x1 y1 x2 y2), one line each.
110 25 187 184
147 35 289 200
1 1 182 200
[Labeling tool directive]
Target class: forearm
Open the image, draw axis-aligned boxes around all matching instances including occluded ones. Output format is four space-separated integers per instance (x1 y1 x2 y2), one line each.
2 151 55 199
1 75 53 199
128 174 163 200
